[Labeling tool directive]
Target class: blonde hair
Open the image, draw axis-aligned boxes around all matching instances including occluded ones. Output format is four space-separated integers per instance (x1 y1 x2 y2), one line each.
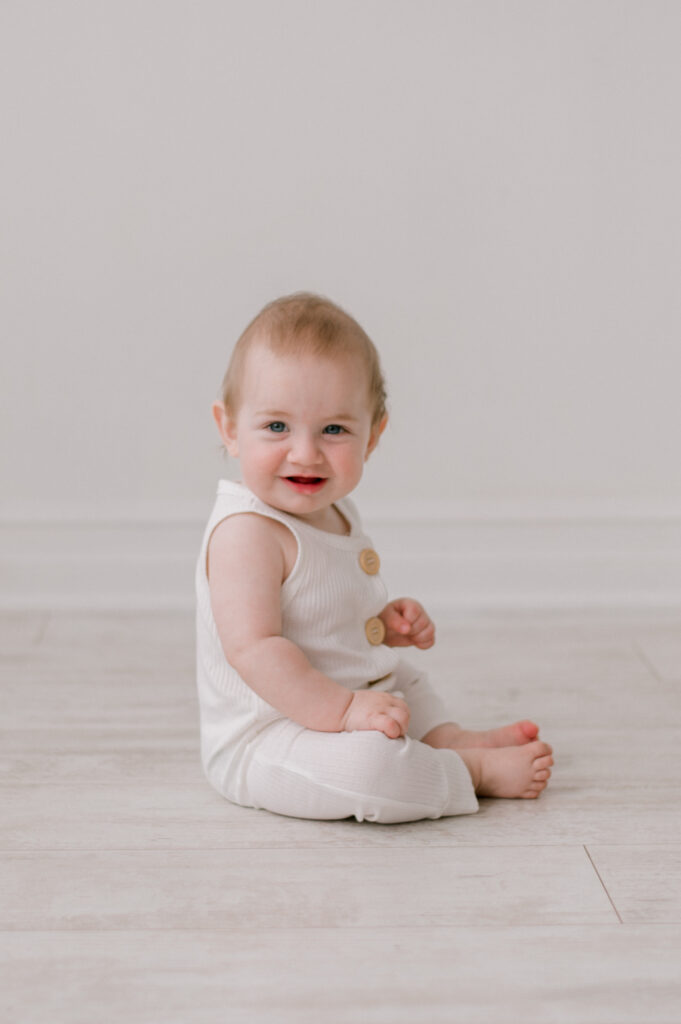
220 292 388 426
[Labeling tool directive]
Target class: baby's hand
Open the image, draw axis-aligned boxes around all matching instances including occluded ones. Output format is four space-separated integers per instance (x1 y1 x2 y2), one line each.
378 598 435 649
340 689 410 739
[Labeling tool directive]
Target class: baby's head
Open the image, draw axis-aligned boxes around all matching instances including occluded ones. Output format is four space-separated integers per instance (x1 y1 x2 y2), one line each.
213 293 388 525
219 292 387 427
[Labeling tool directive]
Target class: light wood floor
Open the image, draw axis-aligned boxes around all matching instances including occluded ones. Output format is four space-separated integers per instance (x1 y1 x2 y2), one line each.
2 609 680 1023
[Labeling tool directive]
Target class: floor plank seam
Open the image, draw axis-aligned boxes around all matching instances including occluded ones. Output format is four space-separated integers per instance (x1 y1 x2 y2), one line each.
0 923 637 934
33 612 51 647
631 640 664 682
0 842 600 853
583 844 623 924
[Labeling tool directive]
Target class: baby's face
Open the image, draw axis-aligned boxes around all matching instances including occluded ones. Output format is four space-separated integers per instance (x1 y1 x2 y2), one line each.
217 343 384 528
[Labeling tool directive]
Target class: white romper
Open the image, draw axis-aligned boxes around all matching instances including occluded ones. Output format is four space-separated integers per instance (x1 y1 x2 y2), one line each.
195 480 478 823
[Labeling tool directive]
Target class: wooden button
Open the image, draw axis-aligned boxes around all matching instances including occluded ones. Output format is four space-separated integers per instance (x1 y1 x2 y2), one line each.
365 616 386 645
358 548 380 575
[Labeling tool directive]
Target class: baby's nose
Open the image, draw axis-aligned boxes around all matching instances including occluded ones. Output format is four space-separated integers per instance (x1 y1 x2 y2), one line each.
289 432 322 464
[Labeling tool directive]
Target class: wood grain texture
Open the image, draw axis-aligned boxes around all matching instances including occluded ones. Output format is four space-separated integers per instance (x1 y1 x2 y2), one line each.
2 609 680 1021
1 846 616 930
2 926 680 1024
587 845 681 923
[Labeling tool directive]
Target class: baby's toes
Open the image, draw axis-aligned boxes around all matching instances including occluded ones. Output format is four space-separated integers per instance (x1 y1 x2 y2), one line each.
525 741 553 764
525 781 547 797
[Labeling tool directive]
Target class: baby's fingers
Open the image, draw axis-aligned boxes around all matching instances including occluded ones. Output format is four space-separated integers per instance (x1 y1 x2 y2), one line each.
377 714 403 739
411 621 436 649
376 710 410 739
381 699 410 738
380 604 412 638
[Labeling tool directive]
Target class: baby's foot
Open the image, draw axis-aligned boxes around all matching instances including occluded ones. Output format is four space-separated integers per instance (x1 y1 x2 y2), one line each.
459 741 553 799
424 720 539 750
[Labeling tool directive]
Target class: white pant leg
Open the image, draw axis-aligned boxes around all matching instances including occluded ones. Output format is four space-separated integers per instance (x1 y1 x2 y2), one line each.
242 719 478 824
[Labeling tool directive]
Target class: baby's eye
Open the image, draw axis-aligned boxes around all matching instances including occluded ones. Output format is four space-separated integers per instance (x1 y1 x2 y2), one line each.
323 424 346 435
266 421 287 433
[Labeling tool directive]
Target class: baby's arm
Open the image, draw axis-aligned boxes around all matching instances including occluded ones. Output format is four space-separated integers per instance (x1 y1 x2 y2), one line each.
208 514 410 738
379 598 436 649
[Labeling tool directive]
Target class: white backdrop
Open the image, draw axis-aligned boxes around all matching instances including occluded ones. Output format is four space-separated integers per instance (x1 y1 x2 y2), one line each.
2 1 680 608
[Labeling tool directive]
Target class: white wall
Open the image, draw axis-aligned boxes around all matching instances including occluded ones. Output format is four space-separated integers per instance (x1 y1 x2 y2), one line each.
2 2 680 608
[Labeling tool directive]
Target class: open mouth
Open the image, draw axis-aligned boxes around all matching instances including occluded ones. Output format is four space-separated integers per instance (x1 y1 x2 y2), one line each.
284 476 327 492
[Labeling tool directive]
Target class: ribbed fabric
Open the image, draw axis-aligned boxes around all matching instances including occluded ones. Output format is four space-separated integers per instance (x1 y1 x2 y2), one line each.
246 725 479 823
195 480 479 820
196 481 397 795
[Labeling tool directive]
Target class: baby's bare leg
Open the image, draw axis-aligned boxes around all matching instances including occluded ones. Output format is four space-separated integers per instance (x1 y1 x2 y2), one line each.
456 742 553 799
422 720 540 750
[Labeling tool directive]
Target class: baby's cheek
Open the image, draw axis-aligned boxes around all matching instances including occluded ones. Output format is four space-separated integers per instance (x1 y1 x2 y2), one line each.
335 449 365 479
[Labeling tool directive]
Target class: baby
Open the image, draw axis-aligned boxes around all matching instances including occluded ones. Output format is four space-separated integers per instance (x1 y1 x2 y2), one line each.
196 292 553 823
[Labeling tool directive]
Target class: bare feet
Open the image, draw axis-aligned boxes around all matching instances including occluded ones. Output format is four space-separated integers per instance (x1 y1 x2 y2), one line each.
422 720 540 750
458 741 553 799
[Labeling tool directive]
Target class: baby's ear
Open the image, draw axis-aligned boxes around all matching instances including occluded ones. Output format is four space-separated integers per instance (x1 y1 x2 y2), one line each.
365 413 388 460
212 401 239 457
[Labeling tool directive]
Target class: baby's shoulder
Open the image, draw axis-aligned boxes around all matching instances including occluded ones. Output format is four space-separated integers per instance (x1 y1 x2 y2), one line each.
208 511 298 582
